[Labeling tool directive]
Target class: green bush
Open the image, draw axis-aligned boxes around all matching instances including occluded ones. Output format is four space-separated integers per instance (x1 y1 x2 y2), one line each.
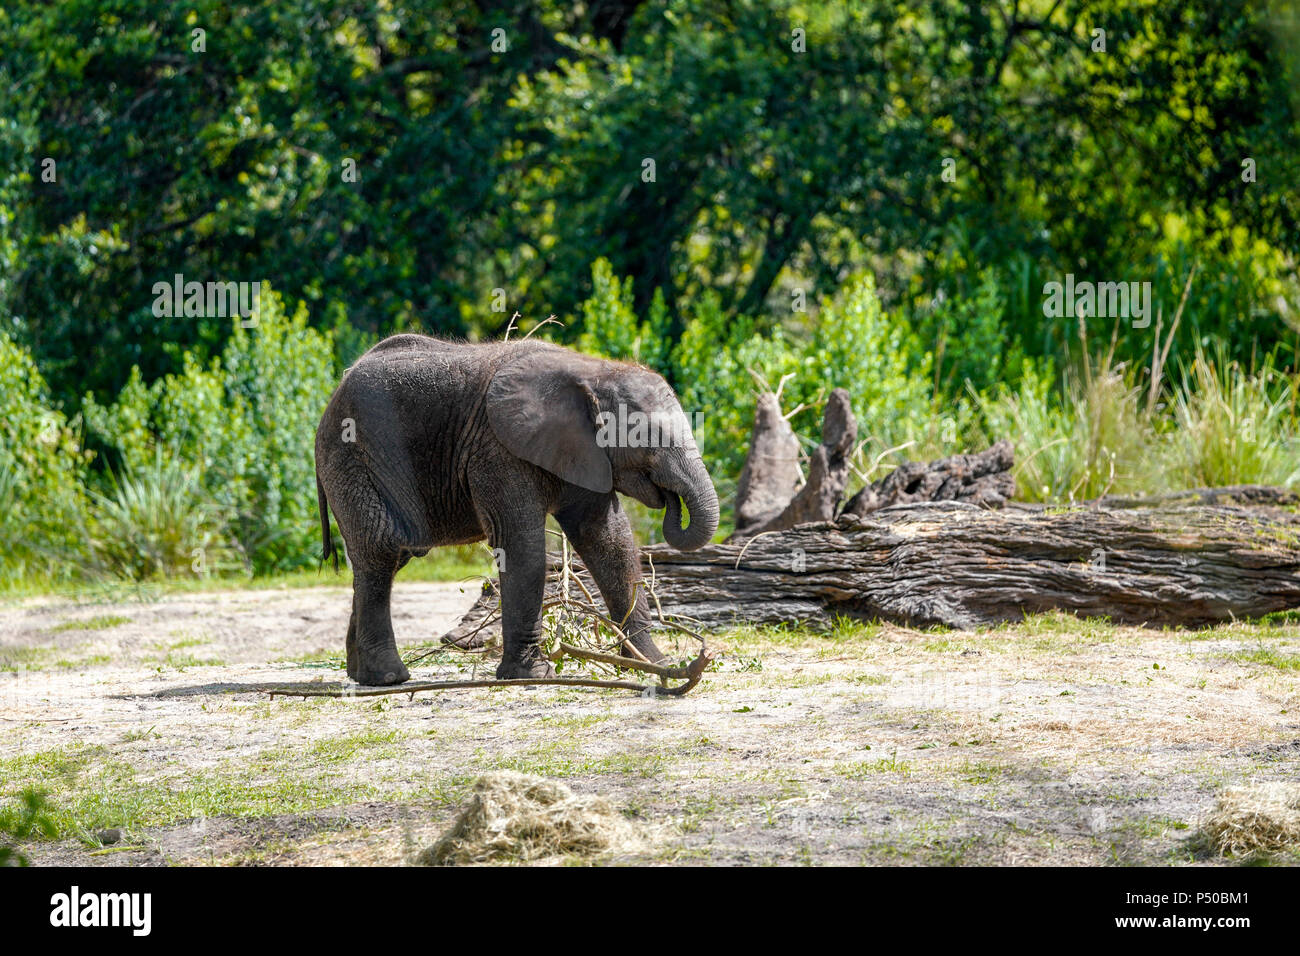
0 331 90 583
84 287 336 575
917 268 1020 397
671 294 799 488
574 258 671 374
220 295 338 570
791 274 934 455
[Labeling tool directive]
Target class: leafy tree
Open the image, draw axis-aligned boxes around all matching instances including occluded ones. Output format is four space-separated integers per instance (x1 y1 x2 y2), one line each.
2 0 655 404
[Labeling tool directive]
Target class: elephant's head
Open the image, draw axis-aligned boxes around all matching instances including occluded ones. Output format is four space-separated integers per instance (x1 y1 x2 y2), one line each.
486 344 720 550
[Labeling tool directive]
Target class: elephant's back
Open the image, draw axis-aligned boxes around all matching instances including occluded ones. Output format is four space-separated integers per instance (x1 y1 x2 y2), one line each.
348 334 570 384
340 334 481 392
354 333 468 367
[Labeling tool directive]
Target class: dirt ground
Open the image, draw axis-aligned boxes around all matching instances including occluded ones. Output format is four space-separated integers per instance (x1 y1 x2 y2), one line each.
1 580 1298 866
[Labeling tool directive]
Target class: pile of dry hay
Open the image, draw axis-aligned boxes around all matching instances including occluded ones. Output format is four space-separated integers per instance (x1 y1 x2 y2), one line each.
417 772 642 865
1201 783 1300 857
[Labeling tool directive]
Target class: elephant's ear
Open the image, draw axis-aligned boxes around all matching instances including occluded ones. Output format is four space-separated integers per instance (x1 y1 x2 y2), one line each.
486 350 613 493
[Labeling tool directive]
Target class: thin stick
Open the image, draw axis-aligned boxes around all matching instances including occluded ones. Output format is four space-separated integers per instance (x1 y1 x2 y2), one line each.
268 677 651 698
265 648 712 699
522 314 563 339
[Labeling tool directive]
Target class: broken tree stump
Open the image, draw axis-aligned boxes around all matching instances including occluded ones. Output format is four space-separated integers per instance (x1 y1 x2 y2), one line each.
730 387 1015 541
732 388 857 539
440 499 1300 640
732 392 803 534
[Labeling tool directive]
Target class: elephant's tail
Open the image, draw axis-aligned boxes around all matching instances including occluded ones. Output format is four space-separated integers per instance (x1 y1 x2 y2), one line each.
317 472 339 572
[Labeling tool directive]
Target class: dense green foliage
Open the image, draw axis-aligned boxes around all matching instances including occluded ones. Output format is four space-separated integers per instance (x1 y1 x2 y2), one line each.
0 332 90 580
1 1 1298 583
81 289 337 576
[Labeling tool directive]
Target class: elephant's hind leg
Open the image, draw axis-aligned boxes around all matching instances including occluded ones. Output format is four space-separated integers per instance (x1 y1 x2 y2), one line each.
327 462 424 685
347 555 410 686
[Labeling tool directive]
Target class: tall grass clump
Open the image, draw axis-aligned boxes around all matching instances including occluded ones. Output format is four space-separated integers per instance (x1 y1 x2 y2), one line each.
976 349 1158 502
80 451 240 581
1164 347 1300 490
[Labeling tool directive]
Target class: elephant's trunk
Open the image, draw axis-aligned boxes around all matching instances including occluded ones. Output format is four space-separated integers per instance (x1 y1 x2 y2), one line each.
659 450 719 552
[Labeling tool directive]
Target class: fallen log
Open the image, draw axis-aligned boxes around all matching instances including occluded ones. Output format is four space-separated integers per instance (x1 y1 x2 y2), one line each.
645 502 1300 629
442 499 1300 636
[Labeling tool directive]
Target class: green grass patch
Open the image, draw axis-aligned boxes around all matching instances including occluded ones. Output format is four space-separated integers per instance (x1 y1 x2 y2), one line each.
1006 611 1117 640
0 546 492 605
0 646 114 672
0 741 389 842
482 739 670 780
50 615 131 632
303 729 403 764
956 760 1011 785
0 646 53 669
836 751 913 778
1231 648 1300 671
720 616 883 655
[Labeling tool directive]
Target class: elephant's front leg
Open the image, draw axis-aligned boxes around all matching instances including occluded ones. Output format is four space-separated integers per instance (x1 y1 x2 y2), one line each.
492 518 556 680
556 495 664 664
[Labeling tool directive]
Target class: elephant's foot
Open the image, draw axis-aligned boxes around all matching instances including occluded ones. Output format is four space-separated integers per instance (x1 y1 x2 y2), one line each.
496 642 556 680
347 646 411 686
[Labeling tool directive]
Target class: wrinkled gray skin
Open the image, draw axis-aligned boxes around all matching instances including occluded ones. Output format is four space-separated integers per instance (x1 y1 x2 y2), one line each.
315 334 720 685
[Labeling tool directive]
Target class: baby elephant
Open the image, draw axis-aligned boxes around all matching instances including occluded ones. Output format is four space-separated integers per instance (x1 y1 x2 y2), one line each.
315 334 720 685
